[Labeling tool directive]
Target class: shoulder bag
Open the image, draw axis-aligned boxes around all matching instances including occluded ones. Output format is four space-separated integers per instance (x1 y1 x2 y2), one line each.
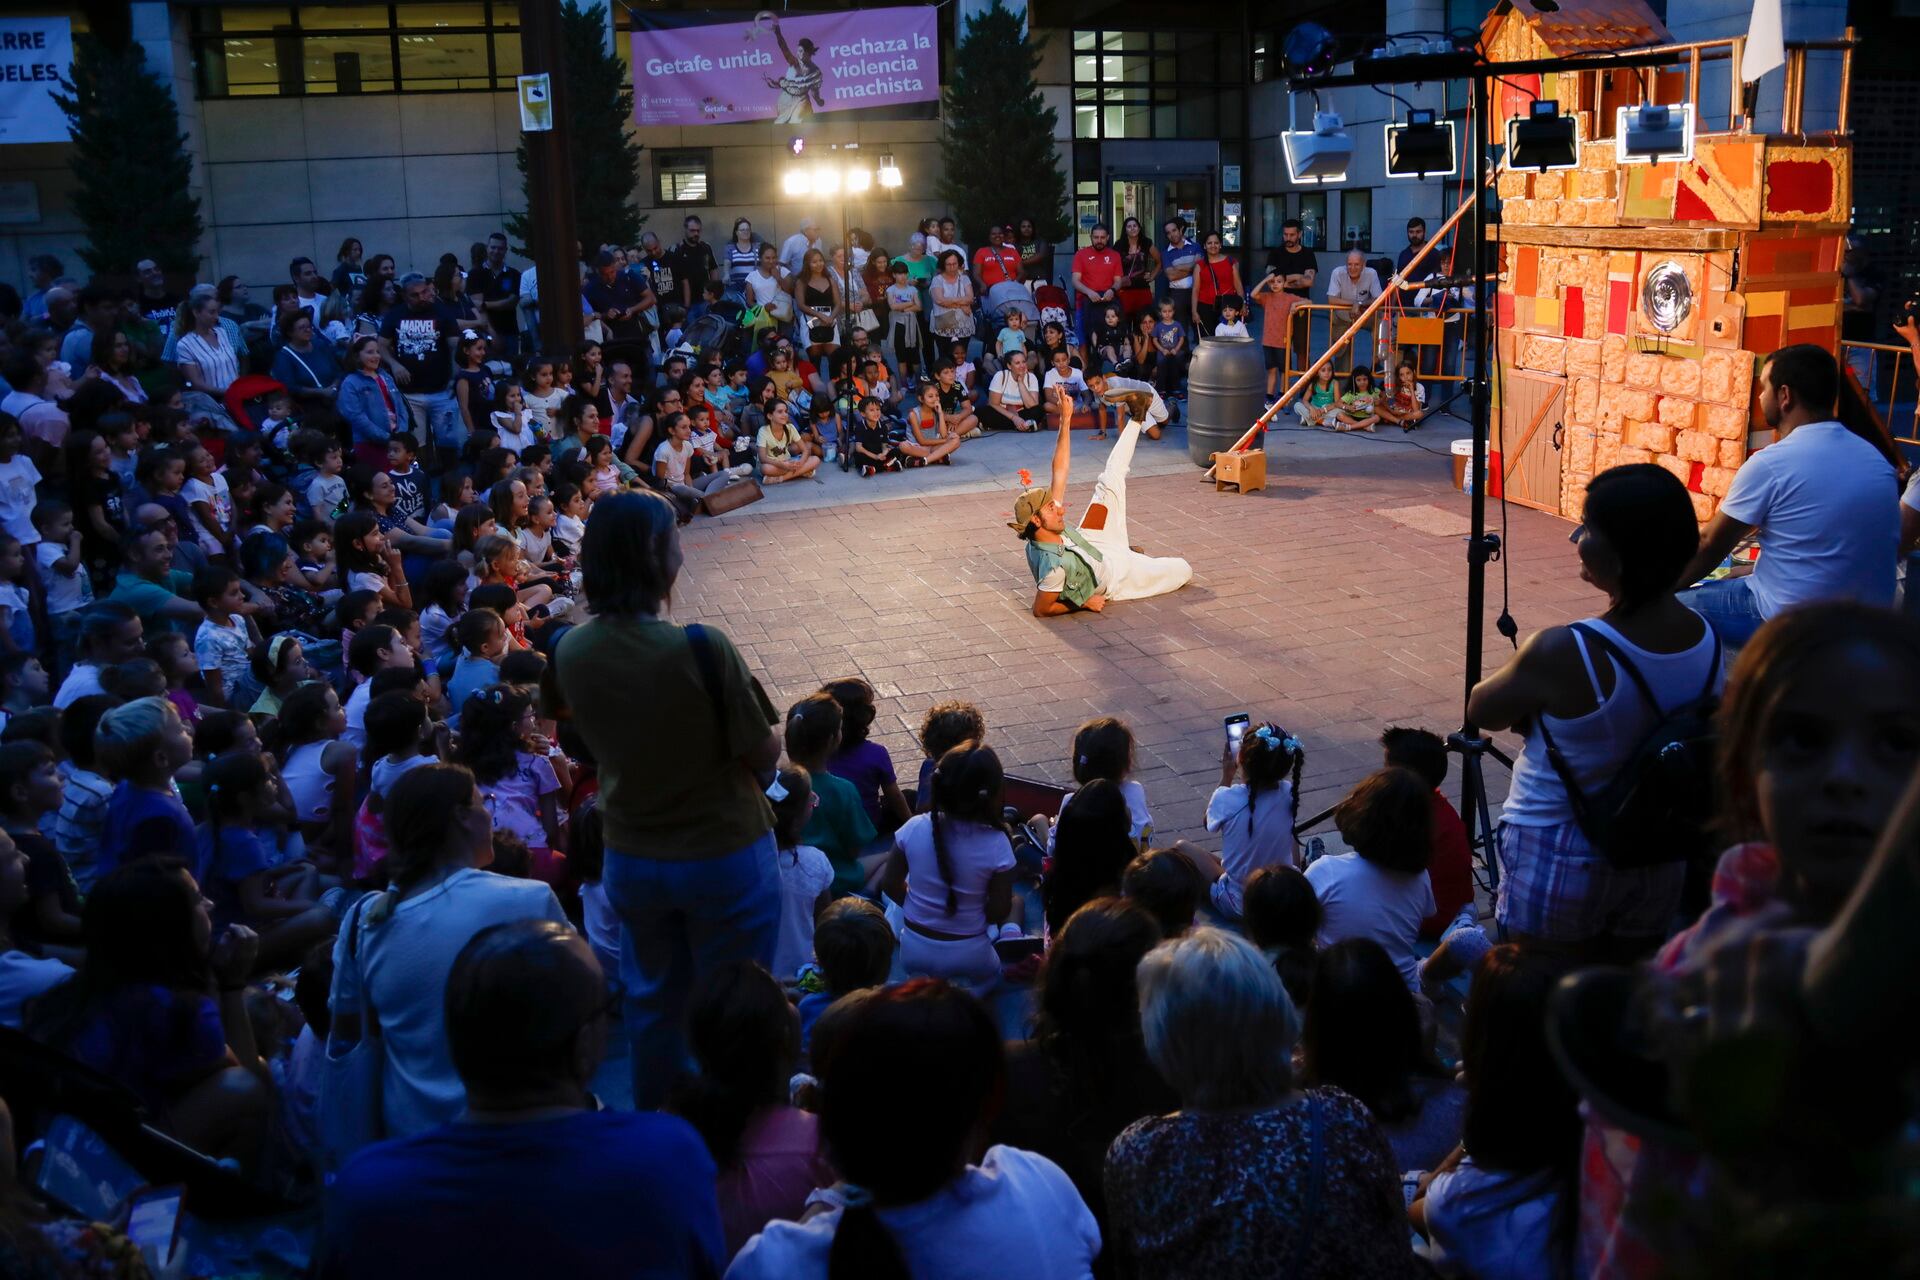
318 890 390 1173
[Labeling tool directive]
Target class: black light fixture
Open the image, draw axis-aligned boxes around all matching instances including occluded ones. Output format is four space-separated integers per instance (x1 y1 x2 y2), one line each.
1386 108 1458 179
1282 23 1344 79
1505 98 1579 172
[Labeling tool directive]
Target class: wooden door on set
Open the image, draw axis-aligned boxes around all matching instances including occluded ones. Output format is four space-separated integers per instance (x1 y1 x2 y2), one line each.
1494 366 1566 517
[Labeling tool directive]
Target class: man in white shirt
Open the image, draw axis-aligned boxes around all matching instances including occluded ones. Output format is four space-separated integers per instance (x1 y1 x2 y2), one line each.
779 217 821 277
1326 249 1383 368
1676 344 1899 646
290 256 327 330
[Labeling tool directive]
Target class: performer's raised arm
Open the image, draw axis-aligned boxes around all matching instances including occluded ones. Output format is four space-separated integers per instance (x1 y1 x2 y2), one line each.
1049 385 1073 505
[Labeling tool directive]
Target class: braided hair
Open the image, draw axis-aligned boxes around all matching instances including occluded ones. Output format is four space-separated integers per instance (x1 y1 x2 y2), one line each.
927 740 1004 917
1239 722 1304 827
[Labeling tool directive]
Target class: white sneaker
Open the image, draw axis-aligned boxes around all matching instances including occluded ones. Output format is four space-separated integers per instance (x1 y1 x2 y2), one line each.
727 464 752 479
826 447 838 463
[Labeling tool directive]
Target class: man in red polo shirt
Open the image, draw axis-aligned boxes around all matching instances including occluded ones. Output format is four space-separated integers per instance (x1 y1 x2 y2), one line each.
973 225 1022 296
1071 223 1123 346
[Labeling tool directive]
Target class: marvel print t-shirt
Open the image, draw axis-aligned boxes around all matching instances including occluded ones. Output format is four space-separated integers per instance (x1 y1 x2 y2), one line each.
379 302 459 393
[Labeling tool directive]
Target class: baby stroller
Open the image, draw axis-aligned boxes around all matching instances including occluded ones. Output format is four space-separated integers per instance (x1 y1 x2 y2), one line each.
677 303 742 365
985 280 1040 331
1032 280 1071 331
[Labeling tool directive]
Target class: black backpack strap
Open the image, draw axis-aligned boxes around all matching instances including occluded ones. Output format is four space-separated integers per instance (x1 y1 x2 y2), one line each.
685 623 729 740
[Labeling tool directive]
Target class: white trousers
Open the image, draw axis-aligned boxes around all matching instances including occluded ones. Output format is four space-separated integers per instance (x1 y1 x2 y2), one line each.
1080 415 1193 602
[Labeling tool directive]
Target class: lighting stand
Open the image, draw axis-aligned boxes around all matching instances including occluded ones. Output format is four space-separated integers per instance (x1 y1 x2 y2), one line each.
1288 40 1678 886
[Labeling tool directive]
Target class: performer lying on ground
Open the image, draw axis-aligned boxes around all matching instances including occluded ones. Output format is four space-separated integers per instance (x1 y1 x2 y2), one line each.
1013 386 1194 618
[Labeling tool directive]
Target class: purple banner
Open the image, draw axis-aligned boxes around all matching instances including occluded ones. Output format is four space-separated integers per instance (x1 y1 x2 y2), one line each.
631 7 939 126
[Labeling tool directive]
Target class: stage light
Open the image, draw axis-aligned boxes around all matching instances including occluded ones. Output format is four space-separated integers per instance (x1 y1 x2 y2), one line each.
1386 108 1457 179
1282 23 1342 78
1616 102 1694 164
846 167 872 193
1504 99 1579 172
878 155 903 189
782 169 811 197
1283 111 1352 184
813 165 841 196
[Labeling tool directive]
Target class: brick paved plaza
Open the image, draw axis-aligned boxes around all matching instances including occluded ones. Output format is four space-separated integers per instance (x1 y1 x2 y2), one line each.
672 430 1594 844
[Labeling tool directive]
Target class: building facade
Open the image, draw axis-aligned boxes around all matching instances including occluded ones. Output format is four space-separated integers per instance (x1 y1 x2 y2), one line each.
0 0 1881 301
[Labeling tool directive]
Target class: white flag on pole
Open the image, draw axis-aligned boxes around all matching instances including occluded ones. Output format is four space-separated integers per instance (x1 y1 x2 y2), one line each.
1741 0 1785 83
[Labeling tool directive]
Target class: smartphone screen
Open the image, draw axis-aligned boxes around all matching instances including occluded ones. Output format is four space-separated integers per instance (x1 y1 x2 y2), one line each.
125 1187 183 1259
993 936 1045 963
1224 713 1251 745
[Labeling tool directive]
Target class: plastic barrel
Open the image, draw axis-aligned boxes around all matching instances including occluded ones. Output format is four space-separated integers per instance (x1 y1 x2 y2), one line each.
1185 336 1266 467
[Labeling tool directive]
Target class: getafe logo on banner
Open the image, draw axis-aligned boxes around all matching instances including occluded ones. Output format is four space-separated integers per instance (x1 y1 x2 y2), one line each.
631 7 939 127
0 17 71 145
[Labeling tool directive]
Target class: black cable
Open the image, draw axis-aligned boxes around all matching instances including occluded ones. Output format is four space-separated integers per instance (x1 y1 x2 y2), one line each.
1490 204 1518 649
1373 84 1419 116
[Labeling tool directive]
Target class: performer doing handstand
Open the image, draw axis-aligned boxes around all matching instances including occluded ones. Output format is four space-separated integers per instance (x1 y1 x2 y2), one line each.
1013 386 1193 617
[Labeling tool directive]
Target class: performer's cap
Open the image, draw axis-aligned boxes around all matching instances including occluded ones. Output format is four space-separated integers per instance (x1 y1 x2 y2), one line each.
1009 486 1050 534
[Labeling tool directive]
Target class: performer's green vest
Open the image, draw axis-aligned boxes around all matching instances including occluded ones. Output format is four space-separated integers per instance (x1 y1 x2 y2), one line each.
1026 528 1104 607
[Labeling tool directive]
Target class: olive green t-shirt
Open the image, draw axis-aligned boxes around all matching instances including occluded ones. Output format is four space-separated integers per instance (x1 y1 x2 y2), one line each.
546 615 776 859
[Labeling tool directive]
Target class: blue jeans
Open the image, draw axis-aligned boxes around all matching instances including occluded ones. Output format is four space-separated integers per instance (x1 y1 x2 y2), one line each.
601 830 780 1108
403 386 466 452
1680 576 1765 648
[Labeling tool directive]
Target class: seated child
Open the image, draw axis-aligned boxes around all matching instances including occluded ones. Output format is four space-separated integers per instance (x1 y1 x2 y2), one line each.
1335 364 1382 433
768 766 834 981
1122 846 1203 938
787 693 878 895
915 700 986 812
1296 363 1341 426
846 396 903 477
1377 361 1427 431
796 897 895 1052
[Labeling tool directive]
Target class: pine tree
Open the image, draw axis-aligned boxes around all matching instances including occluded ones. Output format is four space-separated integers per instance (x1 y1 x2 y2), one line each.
938 3 1070 247
51 37 204 277
508 0 643 255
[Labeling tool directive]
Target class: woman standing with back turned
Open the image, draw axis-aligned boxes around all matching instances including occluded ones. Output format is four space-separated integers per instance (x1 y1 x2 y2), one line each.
543 492 782 1109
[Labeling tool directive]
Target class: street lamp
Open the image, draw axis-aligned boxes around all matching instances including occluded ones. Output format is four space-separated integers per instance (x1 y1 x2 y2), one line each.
781 145 906 354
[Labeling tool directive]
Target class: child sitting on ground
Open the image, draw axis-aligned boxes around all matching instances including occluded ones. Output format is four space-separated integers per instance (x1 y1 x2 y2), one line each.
1377 360 1427 431
1060 716 1152 843
0 741 82 956
197 751 336 965
1122 846 1202 938
797 897 895 1051
193 566 262 710
915 700 986 812
1335 364 1382 432
1204 722 1304 919
1243 864 1321 1008
768 767 834 981
822 677 911 833
96 696 198 876
454 684 568 885
786 693 879 896
1296 363 1341 426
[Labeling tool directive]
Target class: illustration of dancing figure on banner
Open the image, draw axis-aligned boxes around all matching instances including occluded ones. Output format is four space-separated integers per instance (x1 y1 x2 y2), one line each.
1014 386 1192 617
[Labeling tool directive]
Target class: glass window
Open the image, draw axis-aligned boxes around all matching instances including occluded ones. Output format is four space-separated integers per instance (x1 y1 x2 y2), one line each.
305 34 396 93
1074 103 1098 139
398 29 491 90
1261 195 1286 246
656 150 711 204
1074 30 1096 51
1298 192 1328 249
1341 189 1373 253
193 3 520 96
1073 54 1098 83
299 5 389 31
395 2 485 27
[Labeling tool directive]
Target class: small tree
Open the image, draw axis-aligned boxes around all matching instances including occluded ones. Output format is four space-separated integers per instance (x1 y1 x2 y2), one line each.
509 0 643 255
938 3 1070 247
52 37 204 277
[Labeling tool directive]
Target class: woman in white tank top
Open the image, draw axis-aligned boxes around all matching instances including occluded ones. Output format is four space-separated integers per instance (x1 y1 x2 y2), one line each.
1469 465 1725 959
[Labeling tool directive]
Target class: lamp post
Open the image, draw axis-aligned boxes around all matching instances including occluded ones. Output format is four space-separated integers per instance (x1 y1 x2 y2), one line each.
783 145 903 351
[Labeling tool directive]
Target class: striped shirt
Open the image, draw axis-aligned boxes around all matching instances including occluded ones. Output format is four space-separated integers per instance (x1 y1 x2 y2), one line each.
177 328 241 393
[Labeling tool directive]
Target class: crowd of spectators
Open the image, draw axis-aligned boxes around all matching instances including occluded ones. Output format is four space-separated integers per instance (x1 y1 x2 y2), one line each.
0 229 1917 1280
